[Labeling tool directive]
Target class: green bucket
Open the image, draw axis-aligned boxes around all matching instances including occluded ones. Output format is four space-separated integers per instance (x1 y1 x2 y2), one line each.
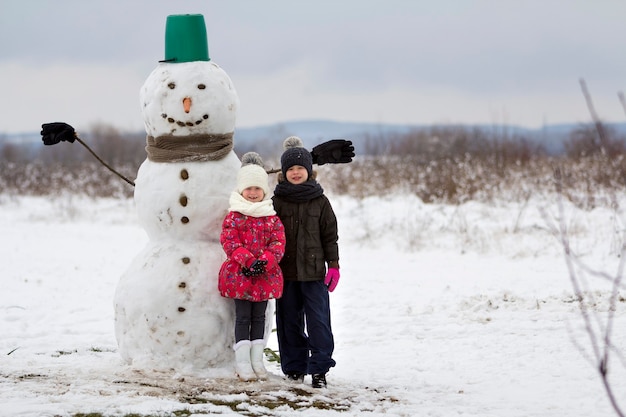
163 14 210 63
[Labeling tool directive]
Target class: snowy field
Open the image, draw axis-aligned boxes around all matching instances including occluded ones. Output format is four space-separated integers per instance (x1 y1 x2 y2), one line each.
2 192 626 417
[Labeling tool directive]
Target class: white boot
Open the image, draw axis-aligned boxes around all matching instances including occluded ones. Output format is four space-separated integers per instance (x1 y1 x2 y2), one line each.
250 339 268 380
234 340 256 381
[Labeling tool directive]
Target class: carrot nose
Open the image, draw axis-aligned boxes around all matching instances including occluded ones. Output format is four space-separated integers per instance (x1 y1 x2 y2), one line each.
183 97 192 113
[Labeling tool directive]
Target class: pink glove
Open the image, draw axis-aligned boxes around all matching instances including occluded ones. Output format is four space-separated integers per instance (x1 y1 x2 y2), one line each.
324 268 340 292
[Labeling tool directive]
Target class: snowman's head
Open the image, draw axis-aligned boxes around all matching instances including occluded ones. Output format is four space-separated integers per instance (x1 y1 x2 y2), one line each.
140 61 239 138
140 14 239 138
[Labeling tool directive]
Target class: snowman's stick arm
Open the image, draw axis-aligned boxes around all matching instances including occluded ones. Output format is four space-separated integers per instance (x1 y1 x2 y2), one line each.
265 139 355 174
74 137 136 187
41 122 136 187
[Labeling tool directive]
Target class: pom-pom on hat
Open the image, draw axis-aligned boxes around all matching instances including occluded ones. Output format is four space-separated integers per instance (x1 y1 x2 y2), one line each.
280 136 313 178
237 152 270 197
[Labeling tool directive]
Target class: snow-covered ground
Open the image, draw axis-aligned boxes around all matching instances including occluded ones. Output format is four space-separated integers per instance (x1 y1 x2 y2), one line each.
2 193 625 417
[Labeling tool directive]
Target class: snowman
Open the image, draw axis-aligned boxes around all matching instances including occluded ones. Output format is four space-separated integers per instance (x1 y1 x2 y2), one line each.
113 14 247 374
40 13 354 377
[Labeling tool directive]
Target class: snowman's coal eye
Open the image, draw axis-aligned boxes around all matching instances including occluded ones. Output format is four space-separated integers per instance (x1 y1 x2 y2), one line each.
197 84 206 90
168 83 176 89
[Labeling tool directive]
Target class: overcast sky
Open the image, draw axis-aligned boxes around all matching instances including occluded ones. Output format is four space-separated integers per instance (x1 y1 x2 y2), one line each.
2 0 625 134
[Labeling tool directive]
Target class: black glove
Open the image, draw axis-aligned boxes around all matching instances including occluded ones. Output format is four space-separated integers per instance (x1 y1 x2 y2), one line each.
41 122 77 145
310 139 355 165
250 260 267 275
242 260 268 277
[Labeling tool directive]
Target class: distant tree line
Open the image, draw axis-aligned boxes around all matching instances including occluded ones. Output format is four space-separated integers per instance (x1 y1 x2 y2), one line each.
1 121 626 207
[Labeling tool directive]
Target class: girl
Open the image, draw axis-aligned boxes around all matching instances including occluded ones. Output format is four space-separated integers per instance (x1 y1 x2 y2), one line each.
218 152 285 381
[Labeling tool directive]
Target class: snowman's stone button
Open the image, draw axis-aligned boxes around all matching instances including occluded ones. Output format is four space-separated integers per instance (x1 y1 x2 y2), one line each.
181 216 190 224
178 282 187 288
178 307 186 312
181 257 190 264
180 169 189 180
179 195 188 207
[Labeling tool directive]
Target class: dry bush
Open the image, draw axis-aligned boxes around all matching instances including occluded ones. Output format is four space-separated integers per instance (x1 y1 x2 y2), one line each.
1 122 626 208
0 161 136 198
317 152 626 209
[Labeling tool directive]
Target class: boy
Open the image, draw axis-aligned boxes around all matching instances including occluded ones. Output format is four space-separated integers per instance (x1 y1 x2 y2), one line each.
272 136 341 388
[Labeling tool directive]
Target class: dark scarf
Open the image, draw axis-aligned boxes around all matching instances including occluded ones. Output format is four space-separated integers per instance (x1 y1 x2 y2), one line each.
145 133 233 162
274 179 324 203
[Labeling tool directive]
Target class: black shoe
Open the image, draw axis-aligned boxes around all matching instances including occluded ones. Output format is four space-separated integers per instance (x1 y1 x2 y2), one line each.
286 372 304 382
311 373 327 388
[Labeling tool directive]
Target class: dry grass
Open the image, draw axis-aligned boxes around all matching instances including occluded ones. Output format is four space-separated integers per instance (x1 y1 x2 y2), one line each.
2 153 626 210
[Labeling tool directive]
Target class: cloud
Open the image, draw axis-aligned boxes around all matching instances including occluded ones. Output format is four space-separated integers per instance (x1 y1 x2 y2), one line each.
1 0 626 134
0 61 145 133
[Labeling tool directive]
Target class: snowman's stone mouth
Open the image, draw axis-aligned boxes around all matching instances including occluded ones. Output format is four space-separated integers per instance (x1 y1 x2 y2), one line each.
161 113 210 127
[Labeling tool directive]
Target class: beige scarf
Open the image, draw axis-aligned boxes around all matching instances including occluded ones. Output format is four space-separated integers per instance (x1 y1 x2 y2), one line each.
145 133 233 162
228 191 276 218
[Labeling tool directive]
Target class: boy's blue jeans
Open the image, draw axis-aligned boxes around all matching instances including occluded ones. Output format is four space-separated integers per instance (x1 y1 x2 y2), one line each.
276 280 336 375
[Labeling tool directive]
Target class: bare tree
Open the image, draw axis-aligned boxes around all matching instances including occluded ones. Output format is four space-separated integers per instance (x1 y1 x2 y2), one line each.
541 80 626 417
543 167 625 417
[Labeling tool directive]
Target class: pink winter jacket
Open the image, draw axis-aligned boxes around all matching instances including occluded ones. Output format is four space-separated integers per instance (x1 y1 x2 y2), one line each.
218 211 286 301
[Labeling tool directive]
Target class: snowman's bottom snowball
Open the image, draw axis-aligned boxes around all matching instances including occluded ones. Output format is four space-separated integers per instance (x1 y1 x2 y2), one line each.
114 240 240 374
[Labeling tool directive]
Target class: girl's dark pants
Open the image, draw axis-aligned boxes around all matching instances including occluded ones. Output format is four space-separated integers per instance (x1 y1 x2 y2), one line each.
276 280 336 375
234 299 268 342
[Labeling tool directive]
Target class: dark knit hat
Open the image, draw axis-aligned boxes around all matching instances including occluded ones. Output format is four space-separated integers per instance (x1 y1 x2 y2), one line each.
280 136 313 178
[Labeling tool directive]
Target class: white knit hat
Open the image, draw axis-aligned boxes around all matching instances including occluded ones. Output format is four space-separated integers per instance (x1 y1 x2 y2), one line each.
236 152 270 197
